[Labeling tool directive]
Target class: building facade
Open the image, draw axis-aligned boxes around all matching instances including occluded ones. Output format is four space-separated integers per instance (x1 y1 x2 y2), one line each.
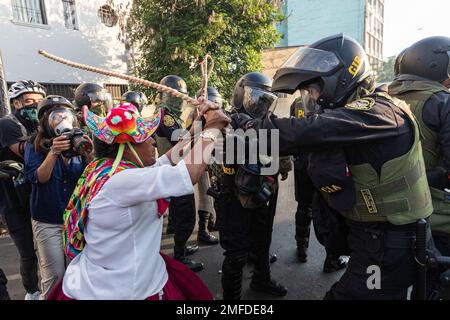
277 0 385 68
0 0 131 99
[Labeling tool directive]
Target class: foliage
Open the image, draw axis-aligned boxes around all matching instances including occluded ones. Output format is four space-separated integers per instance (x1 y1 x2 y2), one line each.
128 0 284 101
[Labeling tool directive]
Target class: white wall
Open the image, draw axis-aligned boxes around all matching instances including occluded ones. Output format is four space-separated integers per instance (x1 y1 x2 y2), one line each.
0 0 130 84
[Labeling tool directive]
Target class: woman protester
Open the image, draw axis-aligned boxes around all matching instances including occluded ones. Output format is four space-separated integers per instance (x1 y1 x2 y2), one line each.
24 95 93 299
48 97 229 300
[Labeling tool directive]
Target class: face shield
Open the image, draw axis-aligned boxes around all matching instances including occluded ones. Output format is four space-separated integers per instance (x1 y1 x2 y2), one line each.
88 91 113 116
48 109 77 136
283 47 342 74
242 86 278 119
298 87 322 115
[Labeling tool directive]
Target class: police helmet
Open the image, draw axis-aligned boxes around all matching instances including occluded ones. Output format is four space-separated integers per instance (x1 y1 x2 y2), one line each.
399 36 450 82
272 34 371 108
196 86 224 109
122 91 148 113
232 72 277 119
74 83 112 115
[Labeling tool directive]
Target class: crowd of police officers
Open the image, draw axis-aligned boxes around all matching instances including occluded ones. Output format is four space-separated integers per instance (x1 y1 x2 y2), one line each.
1 33 450 300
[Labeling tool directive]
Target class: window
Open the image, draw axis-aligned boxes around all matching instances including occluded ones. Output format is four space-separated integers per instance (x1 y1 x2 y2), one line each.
11 0 47 25
98 4 118 27
62 0 78 30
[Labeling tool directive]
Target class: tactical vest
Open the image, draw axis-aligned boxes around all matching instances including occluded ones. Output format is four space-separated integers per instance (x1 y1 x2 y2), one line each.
389 80 449 168
337 93 433 224
389 80 450 233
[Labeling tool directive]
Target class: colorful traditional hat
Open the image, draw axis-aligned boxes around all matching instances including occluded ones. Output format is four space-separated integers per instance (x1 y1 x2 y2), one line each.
83 102 162 144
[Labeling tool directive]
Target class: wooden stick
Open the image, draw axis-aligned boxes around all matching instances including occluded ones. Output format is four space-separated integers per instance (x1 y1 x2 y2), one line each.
38 50 199 105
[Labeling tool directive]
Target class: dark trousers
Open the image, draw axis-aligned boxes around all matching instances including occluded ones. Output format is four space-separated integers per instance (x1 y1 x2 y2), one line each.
171 194 196 253
325 220 422 300
3 209 39 294
427 233 450 299
217 190 277 299
294 158 314 248
0 268 10 300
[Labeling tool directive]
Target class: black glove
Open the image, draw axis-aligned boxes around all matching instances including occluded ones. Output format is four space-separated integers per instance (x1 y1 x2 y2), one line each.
0 161 24 179
230 113 252 130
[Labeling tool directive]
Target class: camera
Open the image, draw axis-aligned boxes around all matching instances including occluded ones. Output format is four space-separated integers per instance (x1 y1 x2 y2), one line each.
61 128 93 158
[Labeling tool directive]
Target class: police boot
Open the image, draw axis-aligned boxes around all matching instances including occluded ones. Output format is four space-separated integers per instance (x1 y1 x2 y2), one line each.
250 273 287 297
174 242 204 272
296 242 308 263
207 214 218 232
323 253 348 273
295 205 312 263
197 210 219 245
221 271 243 300
221 256 246 300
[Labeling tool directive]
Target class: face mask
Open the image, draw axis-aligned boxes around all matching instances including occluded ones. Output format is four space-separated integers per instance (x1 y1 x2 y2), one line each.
48 109 76 136
15 103 38 131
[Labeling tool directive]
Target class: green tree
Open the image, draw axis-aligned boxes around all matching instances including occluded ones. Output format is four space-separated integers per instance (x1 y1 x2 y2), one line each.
373 56 395 83
128 0 284 101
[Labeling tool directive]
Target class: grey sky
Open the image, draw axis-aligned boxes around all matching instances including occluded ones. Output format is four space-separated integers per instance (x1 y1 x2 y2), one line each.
384 0 450 58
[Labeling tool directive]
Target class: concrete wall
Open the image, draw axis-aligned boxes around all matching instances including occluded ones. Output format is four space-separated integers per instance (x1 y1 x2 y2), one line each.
278 0 366 46
0 0 129 84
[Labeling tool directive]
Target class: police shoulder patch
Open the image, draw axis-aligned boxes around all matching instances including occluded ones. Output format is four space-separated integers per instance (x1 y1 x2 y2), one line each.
164 114 175 127
345 98 375 111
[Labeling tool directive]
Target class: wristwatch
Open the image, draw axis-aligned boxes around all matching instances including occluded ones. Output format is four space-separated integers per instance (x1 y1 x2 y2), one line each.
200 130 218 143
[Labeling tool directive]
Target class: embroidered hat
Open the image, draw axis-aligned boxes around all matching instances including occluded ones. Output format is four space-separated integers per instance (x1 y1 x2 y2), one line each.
83 102 162 144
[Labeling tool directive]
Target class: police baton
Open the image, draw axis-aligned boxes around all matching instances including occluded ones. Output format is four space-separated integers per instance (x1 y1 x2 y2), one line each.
414 218 428 300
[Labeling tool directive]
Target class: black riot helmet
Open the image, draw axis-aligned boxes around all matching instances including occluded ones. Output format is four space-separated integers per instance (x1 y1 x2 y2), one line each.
272 34 371 108
232 72 277 119
196 86 224 109
159 75 188 94
399 36 450 82
157 75 188 113
74 83 112 116
121 91 148 113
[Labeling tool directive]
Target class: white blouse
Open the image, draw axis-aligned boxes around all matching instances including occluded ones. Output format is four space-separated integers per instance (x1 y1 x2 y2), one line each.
62 155 194 300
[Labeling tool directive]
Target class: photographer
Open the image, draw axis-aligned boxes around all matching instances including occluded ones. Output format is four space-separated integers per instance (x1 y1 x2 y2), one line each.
0 80 45 300
24 95 92 299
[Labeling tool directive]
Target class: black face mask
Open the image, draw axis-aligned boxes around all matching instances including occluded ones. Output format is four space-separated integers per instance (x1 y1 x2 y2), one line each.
14 103 38 133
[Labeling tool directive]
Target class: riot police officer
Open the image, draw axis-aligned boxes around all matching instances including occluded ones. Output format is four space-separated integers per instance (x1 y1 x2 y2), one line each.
74 83 113 117
155 75 203 272
290 97 348 272
388 37 450 298
121 91 148 114
389 37 450 255
213 72 287 300
234 34 434 299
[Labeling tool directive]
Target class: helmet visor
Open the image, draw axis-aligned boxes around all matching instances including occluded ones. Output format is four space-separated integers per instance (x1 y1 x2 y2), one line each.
88 91 113 115
48 109 77 136
161 92 183 110
283 47 342 74
243 86 278 119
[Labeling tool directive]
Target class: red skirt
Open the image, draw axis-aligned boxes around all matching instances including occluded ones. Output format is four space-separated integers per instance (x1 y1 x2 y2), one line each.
48 253 213 300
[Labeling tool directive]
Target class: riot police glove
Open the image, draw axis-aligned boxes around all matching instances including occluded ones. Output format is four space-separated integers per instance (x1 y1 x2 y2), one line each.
230 113 252 130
